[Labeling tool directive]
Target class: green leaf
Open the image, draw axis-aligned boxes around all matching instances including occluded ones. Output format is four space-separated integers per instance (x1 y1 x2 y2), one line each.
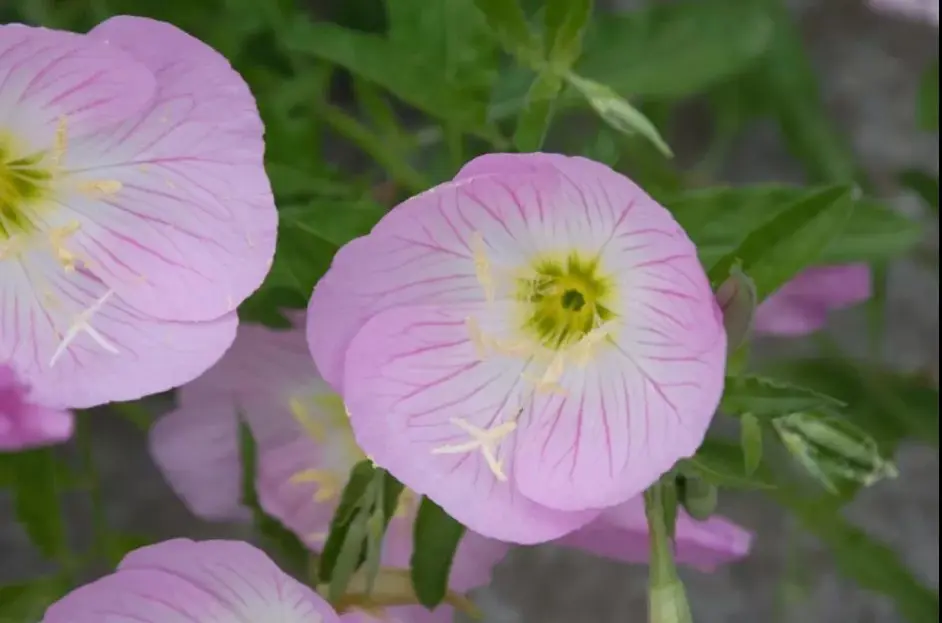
773 410 898 495
680 439 775 490
471 0 540 65
917 58 939 132
10 449 67 561
283 20 489 132
329 510 371 602
280 199 386 248
319 460 377 582
773 489 939 623
489 0 772 120
386 0 499 96
899 169 939 214
707 185 854 300
544 0 593 71
566 72 672 156
513 70 562 151
740 413 763 475
749 0 861 184
580 127 621 167
721 374 845 420
411 497 466 609
237 420 310 575
766 357 939 451
0 575 71 623
666 185 922 267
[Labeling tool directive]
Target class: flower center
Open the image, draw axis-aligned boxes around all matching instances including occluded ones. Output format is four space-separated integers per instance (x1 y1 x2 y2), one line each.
0 132 54 242
516 253 616 350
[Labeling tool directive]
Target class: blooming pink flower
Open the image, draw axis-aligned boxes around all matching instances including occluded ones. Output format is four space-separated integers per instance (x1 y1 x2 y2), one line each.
869 0 939 25
307 153 727 543
0 363 73 450
752 264 872 337
0 17 276 408
151 320 750 621
42 539 339 623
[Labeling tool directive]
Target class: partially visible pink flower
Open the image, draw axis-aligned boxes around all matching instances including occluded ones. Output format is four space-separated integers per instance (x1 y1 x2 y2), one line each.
0 364 73 450
869 0 939 25
149 318 509 623
42 539 339 623
556 497 752 572
307 153 727 543
752 264 872 337
0 16 276 408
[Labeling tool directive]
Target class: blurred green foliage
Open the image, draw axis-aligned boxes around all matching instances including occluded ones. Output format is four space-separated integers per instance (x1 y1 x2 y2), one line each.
1 0 938 621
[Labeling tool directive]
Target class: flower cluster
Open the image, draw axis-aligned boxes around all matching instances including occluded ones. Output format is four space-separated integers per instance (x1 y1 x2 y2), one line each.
0 14 875 622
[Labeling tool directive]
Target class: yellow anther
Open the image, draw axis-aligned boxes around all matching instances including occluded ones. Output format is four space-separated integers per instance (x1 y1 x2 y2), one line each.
77 179 122 195
289 397 327 442
431 417 517 481
466 316 491 359
48 221 81 272
523 351 568 396
52 116 68 169
470 231 496 303
571 321 616 366
290 468 342 503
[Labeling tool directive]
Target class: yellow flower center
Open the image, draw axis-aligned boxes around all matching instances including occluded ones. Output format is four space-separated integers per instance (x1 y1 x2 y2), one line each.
0 132 54 242
515 252 617 350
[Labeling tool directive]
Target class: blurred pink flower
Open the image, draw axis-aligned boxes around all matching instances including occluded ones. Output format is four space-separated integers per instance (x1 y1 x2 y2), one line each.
151 319 750 622
42 539 339 623
869 0 939 25
307 153 727 544
0 364 73 450
149 318 508 623
0 17 276 408
753 264 872 337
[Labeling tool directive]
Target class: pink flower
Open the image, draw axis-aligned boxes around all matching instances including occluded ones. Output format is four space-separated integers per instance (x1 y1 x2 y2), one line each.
752 264 872 337
0 17 276 408
149 318 508 623
869 0 939 25
151 320 749 621
307 153 727 543
0 363 73 450
42 539 339 623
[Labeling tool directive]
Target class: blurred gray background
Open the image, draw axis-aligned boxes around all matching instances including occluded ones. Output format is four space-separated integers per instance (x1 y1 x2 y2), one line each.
1 0 938 621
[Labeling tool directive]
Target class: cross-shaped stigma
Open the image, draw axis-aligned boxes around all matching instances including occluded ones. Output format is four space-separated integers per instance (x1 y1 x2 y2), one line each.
431 417 517 481
49 289 119 367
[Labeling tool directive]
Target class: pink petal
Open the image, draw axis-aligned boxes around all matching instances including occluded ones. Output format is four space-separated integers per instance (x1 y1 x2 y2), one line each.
42 539 340 623
753 264 872 337
1 249 237 408
342 303 600 544
0 364 73 451
454 152 557 180
307 167 561 392
148 406 249 522
557 496 753 572
0 23 155 143
51 16 277 322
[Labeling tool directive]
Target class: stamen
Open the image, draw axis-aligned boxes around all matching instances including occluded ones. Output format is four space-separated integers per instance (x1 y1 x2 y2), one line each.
52 116 68 169
49 289 119 367
289 397 327 442
431 417 517 481
470 232 496 303
466 316 490 359
570 321 616 367
290 468 342 503
48 221 81 272
77 179 122 195
522 351 569 396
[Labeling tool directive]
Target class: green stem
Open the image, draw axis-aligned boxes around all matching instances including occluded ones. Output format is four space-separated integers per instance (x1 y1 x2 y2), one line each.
319 103 430 194
644 483 693 623
110 401 152 432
